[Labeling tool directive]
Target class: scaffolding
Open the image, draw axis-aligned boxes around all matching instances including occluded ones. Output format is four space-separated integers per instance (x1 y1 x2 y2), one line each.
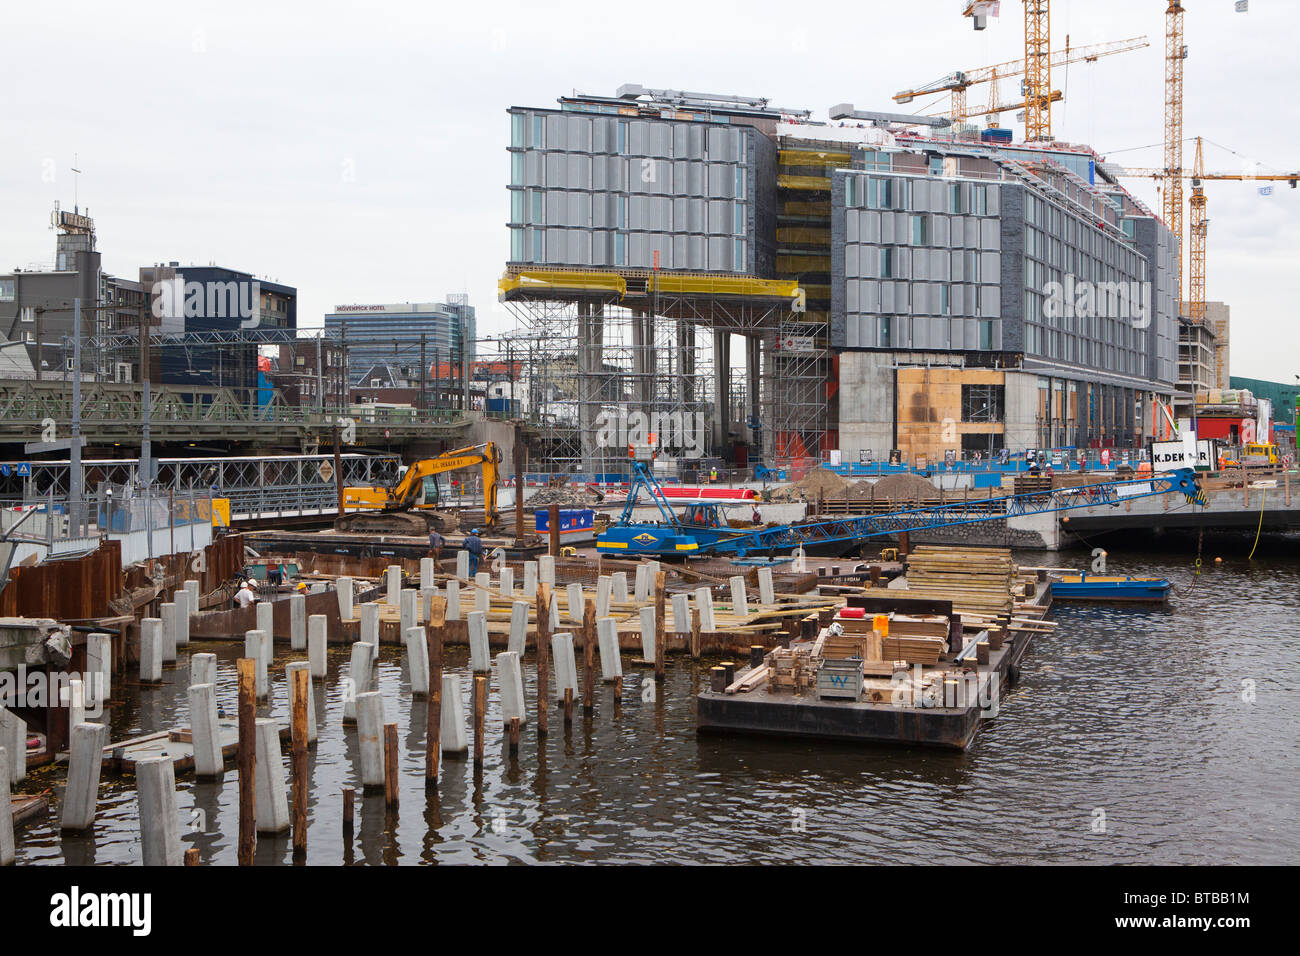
498 267 806 474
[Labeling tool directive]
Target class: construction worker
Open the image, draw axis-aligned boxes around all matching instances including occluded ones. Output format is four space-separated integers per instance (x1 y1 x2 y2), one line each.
428 528 444 567
751 505 762 525
235 579 257 609
464 528 484 576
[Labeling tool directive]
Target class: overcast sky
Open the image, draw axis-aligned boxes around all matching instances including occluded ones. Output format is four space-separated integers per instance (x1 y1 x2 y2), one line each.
3 0 1296 382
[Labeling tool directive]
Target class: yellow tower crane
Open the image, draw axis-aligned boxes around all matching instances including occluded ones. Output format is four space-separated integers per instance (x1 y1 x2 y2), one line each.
1163 1 1187 306
1023 0 1052 141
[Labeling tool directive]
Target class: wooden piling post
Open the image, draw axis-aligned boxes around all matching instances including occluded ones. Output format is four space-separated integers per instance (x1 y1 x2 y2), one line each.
582 599 596 713
690 607 702 660
384 722 400 807
563 686 573 725
508 716 520 754
536 583 551 736
548 503 560 557
184 848 200 866
515 473 525 541
291 667 309 857
342 786 355 834
653 571 666 682
236 657 256 867
473 675 487 765
425 596 446 786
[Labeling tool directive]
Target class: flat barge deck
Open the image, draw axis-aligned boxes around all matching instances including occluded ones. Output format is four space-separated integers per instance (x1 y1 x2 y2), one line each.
696 580 1050 751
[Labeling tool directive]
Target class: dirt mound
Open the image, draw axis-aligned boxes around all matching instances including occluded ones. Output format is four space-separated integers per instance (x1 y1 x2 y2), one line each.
869 473 941 500
763 467 851 502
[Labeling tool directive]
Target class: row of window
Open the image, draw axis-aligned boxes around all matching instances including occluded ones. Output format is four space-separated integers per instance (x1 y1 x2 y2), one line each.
510 152 747 198
508 189 746 236
510 111 746 163
509 227 746 271
845 175 993 215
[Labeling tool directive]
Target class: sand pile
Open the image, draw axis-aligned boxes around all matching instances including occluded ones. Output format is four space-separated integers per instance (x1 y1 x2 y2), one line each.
764 467 851 502
869 473 941 500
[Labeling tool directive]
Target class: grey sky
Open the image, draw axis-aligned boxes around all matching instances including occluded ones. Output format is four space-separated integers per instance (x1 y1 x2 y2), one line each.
2 0 1296 381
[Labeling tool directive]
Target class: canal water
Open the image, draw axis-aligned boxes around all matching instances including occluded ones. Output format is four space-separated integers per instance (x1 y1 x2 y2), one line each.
12 545 1300 865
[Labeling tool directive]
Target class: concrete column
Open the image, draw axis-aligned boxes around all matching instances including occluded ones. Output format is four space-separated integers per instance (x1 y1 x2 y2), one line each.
611 571 628 604
566 583 584 625
254 717 290 833
420 556 435 591
474 573 491 614
385 565 401 606
256 601 273 645
596 575 612 618
62 678 85 730
549 592 560 630
539 554 555 586
0 746 14 865
136 756 183 866
551 633 578 700
174 589 191 647
634 565 649 602
446 581 461 621
289 593 306 651
597 617 622 682
468 611 490 673
191 652 216 688
86 632 111 710
497 651 526 725
695 586 716 631
639 606 656 662
183 579 200 621
284 662 318 744
419 587 434 624
456 550 469 578
244 630 269 700
360 602 380 646
678 320 696 406
400 588 417 636
60 721 109 831
355 692 386 789
499 566 514 598
714 329 731 454
523 561 538 597
337 576 354 620
729 575 749 617
160 602 178 663
746 334 761 451
404 626 430 697
188 683 224 779
0 710 25 786
440 675 468 753
758 566 775 606
509 600 529 657
140 618 163 684
307 615 328 679
671 593 691 633
344 641 373 724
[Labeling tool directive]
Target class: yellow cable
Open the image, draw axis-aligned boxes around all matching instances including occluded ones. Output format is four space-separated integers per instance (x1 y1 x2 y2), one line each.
1247 487 1265 561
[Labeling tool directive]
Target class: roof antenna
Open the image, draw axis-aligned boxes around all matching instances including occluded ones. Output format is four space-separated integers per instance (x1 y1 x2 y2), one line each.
71 153 82 214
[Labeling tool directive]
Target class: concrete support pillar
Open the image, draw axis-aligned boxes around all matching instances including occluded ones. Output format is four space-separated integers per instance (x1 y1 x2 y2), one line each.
634 564 648 602
284 662 318 744
256 601 273 644
140 618 163 684
190 652 216 688
758 566 775 606
468 611 490 673
597 617 622 682
446 580 461 621
355 691 386 789
404 626 430 697
549 592 561 631
0 746 14 865
499 566 514 598
187 683 224 779
456 550 469 579
566 583 584 625
135 756 183 866
509 600 529 657
160 602 178 663
695 586 716 632
344 641 373 724
86 633 111 710
523 561 538 597
174 589 191 647
337 576 354 620
420 557 435 591
360 602 380 646
611 571 628 604
244 630 269 700
289 593 306 651
400 588 417 636
385 565 401 606
62 679 85 730
496 651 526 725
714 329 731 455
307 615 327 679
419 587 434 624
254 717 290 833
440 675 468 753
729 575 749 617
596 575 612 618
639 606 656 662
671 593 691 633
551 633 579 700
475 573 491 614
577 301 606 474
183 579 200 622
0 710 25 786
539 554 555 587
60 721 109 831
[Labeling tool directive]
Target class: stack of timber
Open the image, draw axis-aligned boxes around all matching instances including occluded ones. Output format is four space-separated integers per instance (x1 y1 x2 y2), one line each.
902 545 1017 621
879 613 949 665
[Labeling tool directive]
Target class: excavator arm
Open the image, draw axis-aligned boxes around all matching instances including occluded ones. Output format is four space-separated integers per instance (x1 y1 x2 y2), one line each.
336 442 501 534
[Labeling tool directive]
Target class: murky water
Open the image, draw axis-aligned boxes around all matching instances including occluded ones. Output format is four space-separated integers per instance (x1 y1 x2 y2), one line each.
12 545 1300 865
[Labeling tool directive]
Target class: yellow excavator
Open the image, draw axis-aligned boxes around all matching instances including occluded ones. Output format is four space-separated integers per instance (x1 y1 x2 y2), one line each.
333 442 501 535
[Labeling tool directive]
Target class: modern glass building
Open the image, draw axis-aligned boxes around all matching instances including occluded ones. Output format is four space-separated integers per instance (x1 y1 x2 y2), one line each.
324 300 476 386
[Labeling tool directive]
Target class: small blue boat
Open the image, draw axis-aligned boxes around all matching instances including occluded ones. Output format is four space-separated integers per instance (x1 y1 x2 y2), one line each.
1050 572 1172 603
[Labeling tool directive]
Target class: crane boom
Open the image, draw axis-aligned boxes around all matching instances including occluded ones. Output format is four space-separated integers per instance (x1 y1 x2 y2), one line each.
1164 1 1187 307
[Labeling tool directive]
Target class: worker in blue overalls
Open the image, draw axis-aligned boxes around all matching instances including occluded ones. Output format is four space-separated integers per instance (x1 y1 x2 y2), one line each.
464 529 484 576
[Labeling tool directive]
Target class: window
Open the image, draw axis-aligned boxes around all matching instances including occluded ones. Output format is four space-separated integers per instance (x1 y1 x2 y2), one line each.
846 176 858 208
878 316 891 347
510 152 524 186
911 214 928 245
880 248 895 278
20 306 34 323
532 229 544 261
974 186 987 216
979 320 994 350
510 228 525 261
511 114 526 148
531 190 544 224
940 284 951 315
734 166 745 197
617 195 627 229
734 203 745 235
23 331 35 344
614 232 626 265
949 183 964 215
734 239 745 270
961 383 1004 421
510 190 525 223
0 279 14 301
617 120 628 155
532 114 544 148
